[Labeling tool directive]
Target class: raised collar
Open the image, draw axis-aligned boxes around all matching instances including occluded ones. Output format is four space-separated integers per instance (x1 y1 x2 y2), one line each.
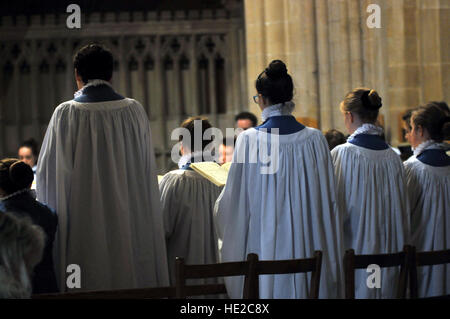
417 149 450 167
256 116 305 135
348 134 389 150
261 101 295 122
74 80 124 103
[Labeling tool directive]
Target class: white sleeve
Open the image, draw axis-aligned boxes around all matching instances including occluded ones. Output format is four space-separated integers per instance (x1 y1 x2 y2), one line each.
214 133 250 262
36 108 59 209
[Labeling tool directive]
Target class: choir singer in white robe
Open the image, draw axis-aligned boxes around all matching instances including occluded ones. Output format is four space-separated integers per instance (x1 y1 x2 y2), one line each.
331 88 410 299
215 60 344 299
36 43 169 291
404 103 450 298
160 117 222 286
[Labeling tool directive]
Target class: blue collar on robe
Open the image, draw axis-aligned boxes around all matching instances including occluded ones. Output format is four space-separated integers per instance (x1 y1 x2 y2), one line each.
180 155 222 170
255 115 305 134
74 84 124 103
348 134 389 150
180 155 202 171
417 149 450 167
180 162 194 171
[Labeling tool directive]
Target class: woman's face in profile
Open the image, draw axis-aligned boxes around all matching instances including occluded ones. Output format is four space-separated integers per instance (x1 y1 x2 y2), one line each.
409 117 424 148
339 102 351 134
402 121 412 144
18 147 36 168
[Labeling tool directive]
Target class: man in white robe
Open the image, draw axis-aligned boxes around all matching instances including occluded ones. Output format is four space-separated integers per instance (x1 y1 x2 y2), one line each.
36 44 169 291
159 117 222 286
215 104 344 299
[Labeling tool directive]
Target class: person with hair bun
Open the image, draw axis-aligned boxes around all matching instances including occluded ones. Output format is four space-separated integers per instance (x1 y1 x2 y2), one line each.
0 158 58 294
215 60 344 298
403 103 450 298
331 88 410 299
0 212 45 298
37 43 169 291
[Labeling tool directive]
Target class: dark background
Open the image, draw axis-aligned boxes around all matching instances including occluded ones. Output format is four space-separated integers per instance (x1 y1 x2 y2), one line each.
0 0 225 17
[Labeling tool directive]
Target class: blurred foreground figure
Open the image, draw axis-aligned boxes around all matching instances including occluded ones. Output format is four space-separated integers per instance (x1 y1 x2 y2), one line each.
37 43 169 292
0 158 58 294
0 212 45 299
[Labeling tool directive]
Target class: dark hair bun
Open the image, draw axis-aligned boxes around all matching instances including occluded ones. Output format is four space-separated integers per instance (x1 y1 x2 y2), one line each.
362 89 382 110
368 90 382 109
9 161 34 189
265 60 288 79
256 59 293 104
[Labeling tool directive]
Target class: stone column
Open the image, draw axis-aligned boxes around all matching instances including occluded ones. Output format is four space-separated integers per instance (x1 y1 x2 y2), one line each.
245 0 268 116
418 0 450 103
244 0 449 144
245 0 321 124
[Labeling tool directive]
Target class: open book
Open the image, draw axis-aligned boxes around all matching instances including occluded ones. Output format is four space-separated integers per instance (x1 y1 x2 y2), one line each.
189 161 232 187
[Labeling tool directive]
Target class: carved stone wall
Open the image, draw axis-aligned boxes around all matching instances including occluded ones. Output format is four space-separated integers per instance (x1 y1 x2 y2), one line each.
0 8 247 173
244 0 449 145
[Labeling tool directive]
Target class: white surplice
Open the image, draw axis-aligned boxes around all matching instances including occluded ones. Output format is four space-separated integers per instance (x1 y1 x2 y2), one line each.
159 169 222 285
331 142 410 299
215 126 344 299
36 98 169 291
404 154 450 298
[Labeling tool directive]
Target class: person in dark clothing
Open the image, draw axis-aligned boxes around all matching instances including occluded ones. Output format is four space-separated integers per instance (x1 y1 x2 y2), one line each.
0 158 58 294
324 129 346 151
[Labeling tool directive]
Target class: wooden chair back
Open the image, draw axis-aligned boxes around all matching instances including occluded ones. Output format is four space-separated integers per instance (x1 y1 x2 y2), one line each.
33 286 176 299
252 250 323 299
175 253 257 298
409 247 450 299
344 245 411 299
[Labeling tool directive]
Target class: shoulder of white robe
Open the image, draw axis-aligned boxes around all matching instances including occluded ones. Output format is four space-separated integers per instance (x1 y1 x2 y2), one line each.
128 98 146 112
160 170 184 189
48 101 73 124
330 142 350 160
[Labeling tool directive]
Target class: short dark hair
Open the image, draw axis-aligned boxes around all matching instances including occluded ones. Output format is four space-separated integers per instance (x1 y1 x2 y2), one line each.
256 60 293 105
73 43 114 83
324 129 346 151
179 116 213 152
235 112 258 127
0 158 34 194
19 138 39 158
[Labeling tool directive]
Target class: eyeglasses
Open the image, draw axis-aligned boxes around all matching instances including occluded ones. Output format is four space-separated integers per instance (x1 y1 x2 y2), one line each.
253 95 259 104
